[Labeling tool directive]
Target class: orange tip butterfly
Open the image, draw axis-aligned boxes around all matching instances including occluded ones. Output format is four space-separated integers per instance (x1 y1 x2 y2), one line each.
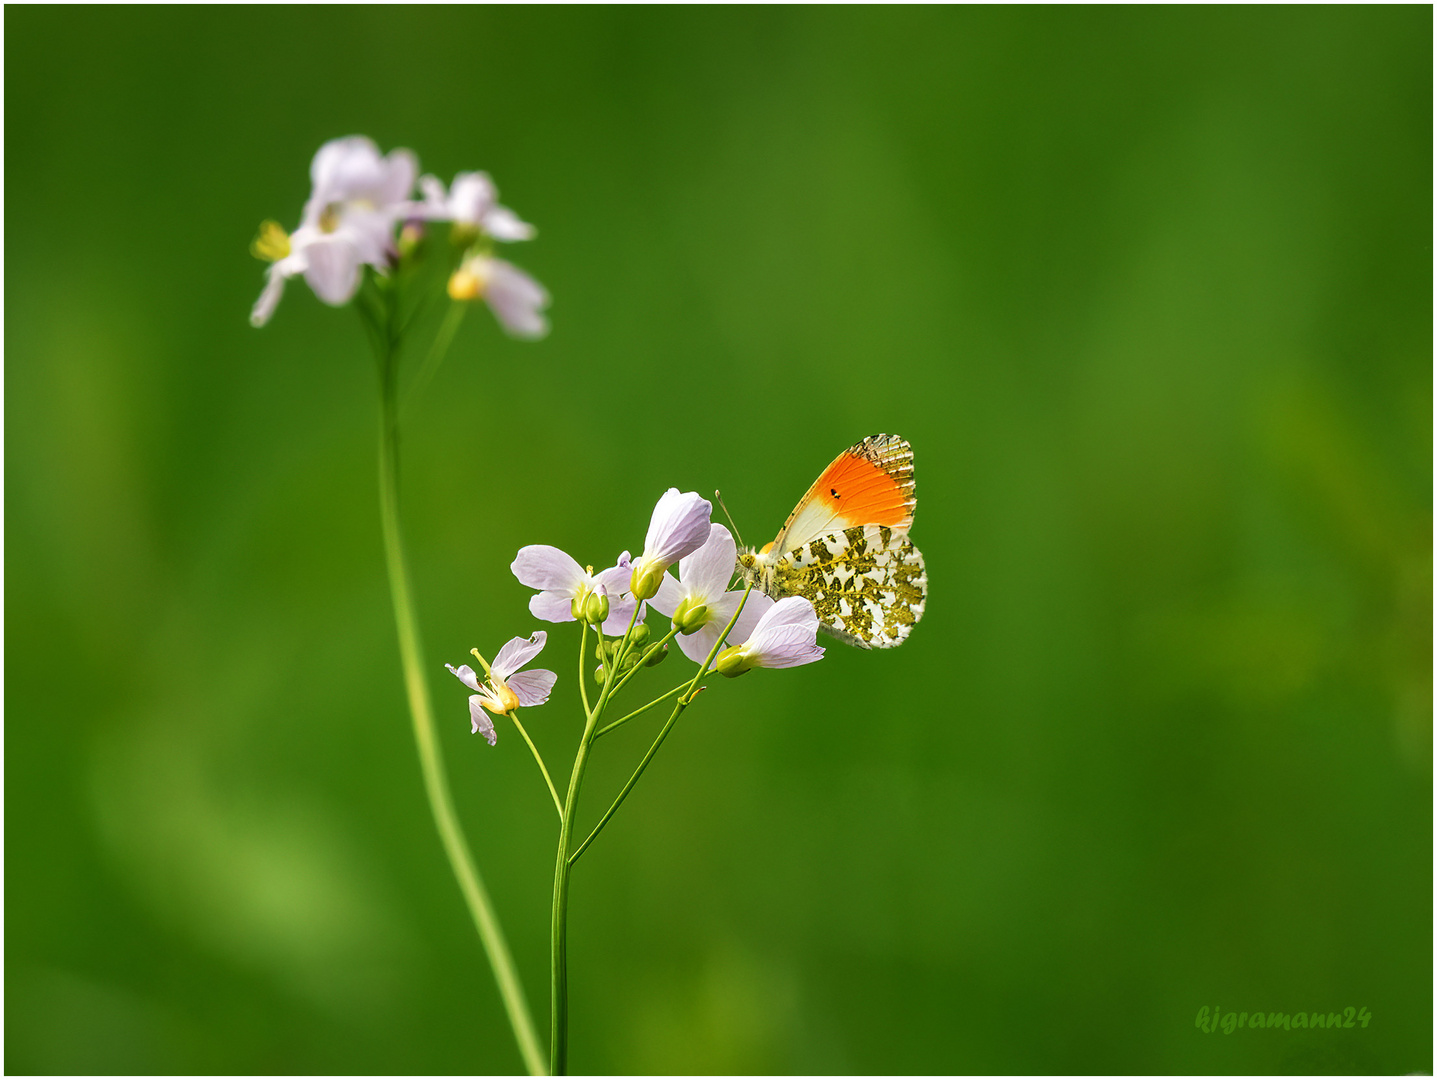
737 434 927 649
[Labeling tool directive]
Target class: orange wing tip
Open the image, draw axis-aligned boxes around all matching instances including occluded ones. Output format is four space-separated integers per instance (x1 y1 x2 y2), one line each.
812 446 914 529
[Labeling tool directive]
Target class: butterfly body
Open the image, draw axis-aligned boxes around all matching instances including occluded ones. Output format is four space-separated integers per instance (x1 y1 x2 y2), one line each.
738 434 927 649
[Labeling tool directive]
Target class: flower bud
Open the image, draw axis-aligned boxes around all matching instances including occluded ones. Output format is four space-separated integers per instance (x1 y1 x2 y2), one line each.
398 221 426 260
671 597 708 635
448 266 483 301
450 222 480 250
630 561 666 601
715 645 752 678
572 596 585 621
583 591 610 626
594 664 607 682
630 623 651 646
644 642 669 667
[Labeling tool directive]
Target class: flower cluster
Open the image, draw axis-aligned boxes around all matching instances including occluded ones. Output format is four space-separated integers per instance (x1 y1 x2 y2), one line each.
251 136 549 337
446 487 826 741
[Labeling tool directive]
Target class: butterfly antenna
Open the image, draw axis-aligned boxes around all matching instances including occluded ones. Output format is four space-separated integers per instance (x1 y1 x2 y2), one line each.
714 489 745 548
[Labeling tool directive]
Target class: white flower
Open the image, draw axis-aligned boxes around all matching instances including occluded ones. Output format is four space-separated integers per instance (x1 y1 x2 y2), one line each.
512 546 637 635
715 596 825 676
448 252 550 339
417 171 536 241
446 631 557 745
250 136 418 326
629 489 713 601
651 524 774 664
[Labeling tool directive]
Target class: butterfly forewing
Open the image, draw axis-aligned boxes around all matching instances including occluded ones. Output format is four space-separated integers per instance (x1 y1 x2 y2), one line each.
770 525 927 649
772 434 916 553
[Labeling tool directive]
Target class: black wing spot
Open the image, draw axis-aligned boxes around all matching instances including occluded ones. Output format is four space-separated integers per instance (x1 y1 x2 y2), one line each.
830 488 840 498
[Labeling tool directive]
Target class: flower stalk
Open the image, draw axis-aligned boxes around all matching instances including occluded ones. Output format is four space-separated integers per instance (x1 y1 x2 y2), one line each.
375 293 546 1077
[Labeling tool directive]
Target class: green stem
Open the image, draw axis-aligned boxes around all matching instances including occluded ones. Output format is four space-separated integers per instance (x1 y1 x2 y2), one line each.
402 299 467 415
510 710 563 821
568 585 752 868
593 684 684 739
376 311 546 1077
549 605 639 1074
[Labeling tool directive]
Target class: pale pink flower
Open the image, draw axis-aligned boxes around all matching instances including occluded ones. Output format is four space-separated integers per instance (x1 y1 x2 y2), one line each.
629 489 713 600
715 596 825 675
446 631 557 745
651 524 774 664
512 547 636 635
251 136 418 326
448 252 550 339
417 171 536 241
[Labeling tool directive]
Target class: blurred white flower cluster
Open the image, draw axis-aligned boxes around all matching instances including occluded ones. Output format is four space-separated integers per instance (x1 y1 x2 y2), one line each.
251 136 549 337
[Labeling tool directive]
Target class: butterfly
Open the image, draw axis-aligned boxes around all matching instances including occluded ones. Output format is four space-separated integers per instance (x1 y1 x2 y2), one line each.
736 434 927 649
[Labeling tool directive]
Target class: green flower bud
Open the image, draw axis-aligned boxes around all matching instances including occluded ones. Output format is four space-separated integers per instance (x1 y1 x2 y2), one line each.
596 639 615 662
450 222 480 250
572 596 585 621
594 664 608 682
630 623 651 646
397 221 426 261
644 643 669 667
671 597 708 635
583 591 610 626
715 645 752 678
630 561 666 602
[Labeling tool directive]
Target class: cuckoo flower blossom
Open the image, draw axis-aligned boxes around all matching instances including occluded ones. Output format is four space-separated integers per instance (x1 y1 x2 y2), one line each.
629 489 713 601
418 171 536 241
652 524 774 664
715 596 825 676
512 547 636 635
446 631 557 745
251 136 418 326
448 252 550 339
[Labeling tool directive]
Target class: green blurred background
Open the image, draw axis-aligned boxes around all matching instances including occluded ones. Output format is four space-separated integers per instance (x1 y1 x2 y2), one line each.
6 6 1431 1074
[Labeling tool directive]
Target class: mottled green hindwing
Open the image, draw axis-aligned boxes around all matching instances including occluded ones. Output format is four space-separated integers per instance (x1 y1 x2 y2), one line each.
769 525 927 649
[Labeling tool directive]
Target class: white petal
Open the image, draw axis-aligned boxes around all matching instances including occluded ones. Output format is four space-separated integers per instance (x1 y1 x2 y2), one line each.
727 590 775 644
483 204 536 242
491 630 547 681
446 663 483 693
449 172 497 224
743 598 823 668
507 668 557 708
468 697 497 744
249 262 290 327
747 626 825 669
678 524 737 602
643 489 713 566
483 258 550 339
301 236 363 304
530 591 578 624
593 555 633 597
649 572 686 618
512 545 586 594
378 148 419 208
752 595 819 636
419 174 448 210
675 620 722 665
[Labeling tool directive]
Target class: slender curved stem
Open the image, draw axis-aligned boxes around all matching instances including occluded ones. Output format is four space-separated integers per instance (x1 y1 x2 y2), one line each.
594 684 684 739
510 710 563 820
376 309 546 1077
403 299 467 415
568 585 752 868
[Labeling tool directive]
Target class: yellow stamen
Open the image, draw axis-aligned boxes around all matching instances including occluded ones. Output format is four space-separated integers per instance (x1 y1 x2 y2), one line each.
250 220 291 262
